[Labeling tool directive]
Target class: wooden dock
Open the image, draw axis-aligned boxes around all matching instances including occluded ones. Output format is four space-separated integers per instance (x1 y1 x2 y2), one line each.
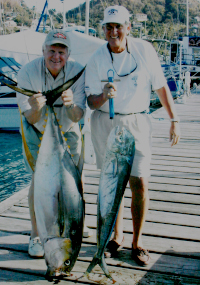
0 91 200 284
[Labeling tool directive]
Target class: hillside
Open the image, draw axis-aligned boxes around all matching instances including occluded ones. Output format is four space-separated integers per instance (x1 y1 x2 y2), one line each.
0 0 200 40
65 0 200 40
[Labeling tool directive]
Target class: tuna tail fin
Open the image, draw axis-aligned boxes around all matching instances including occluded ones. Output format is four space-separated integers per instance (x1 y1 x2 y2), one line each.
84 253 113 281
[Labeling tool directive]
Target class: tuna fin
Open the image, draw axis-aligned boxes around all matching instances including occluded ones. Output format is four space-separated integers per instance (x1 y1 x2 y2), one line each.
3 81 36 96
77 133 84 175
18 106 36 171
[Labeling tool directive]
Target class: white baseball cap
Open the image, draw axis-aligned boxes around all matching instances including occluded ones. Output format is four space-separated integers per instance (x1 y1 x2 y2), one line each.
101 5 131 25
44 29 70 49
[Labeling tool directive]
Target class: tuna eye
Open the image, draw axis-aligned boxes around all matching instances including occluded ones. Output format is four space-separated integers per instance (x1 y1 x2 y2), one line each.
64 260 70 266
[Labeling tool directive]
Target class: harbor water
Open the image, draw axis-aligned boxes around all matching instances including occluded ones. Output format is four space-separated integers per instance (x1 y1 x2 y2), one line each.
0 132 31 202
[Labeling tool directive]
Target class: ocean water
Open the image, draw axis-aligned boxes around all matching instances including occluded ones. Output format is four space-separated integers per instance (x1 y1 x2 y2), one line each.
0 132 31 202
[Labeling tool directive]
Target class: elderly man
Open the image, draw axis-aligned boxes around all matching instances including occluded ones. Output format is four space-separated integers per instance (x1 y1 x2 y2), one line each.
17 29 91 258
85 6 180 266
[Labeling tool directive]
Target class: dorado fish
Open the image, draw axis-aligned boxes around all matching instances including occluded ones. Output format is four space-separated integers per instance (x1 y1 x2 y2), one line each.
34 106 84 278
84 126 135 281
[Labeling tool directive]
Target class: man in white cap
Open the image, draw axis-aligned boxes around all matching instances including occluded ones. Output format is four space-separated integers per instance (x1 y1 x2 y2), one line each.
85 6 180 266
17 29 92 258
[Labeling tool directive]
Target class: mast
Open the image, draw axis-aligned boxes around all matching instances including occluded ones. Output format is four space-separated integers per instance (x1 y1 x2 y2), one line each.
186 0 189 36
85 0 89 35
63 0 66 29
36 0 48 32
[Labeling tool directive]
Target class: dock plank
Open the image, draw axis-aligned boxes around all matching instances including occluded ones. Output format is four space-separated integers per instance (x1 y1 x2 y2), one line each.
0 91 200 284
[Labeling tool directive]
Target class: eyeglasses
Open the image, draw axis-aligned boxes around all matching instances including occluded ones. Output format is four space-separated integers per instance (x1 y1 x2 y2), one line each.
107 43 137 77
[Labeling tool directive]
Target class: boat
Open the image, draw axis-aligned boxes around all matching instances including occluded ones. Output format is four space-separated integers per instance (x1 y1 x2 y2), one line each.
149 34 200 106
0 57 21 131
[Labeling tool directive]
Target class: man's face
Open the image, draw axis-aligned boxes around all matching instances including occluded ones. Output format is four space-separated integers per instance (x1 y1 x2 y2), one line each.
103 23 130 53
43 44 69 78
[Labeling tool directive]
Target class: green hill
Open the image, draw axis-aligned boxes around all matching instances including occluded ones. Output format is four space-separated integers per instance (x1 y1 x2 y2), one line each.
65 0 200 40
1 0 200 40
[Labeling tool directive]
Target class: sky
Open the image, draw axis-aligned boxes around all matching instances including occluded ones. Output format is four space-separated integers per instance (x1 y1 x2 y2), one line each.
23 0 88 13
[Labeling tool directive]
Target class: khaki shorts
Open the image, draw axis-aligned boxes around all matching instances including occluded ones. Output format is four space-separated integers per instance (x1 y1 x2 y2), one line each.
90 110 152 177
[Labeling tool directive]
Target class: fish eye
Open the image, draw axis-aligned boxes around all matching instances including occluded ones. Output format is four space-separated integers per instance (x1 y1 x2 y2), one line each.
64 260 70 266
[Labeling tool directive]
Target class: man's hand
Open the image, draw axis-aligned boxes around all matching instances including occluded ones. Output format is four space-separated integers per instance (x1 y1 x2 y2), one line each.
103 82 117 99
170 122 181 146
28 92 46 112
61 89 74 108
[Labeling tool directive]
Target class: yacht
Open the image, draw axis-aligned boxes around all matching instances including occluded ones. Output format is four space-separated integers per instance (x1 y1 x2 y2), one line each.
0 57 21 131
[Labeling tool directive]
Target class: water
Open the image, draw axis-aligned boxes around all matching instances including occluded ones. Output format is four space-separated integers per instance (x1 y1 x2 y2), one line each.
0 132 31 202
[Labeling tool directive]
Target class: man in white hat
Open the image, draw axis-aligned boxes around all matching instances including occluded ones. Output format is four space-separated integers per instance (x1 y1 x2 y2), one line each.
85 6 180 266
17 29 92 258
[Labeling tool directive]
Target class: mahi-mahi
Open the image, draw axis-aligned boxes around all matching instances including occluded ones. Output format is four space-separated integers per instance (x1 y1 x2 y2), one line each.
84 126 135 281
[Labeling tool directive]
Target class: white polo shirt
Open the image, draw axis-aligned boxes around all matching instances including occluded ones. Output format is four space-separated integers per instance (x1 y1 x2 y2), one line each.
17 56 86 133
85 36 166 114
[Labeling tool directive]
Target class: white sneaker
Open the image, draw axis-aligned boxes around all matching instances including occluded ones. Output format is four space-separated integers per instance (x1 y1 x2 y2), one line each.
28 237 44 258
83 225 93 238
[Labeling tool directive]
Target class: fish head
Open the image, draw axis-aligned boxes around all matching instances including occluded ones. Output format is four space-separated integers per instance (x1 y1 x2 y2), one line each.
44 238 73 276
107 126 135 158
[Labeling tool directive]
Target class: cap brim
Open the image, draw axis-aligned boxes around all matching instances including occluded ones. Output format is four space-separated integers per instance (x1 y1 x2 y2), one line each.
101 18 128 25
45 39 69 47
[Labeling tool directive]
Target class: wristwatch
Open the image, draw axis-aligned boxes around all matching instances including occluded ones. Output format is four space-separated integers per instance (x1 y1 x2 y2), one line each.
170 117 180 123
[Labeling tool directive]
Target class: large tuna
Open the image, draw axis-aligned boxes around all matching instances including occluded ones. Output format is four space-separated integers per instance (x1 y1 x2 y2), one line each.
34 106 84 278
84 126 135 281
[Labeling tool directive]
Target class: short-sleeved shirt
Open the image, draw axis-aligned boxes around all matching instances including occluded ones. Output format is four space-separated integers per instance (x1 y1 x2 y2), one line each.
17 56 86 133
85 36 166 114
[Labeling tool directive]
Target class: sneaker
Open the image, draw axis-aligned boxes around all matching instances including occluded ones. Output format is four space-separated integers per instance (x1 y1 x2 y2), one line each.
28 237 44 258
83 225 93 238
132 246 150 266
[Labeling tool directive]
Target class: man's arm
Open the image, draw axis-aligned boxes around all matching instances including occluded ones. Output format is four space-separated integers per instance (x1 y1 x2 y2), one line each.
24 93 47 125
156 84 181 146
61 89 84 122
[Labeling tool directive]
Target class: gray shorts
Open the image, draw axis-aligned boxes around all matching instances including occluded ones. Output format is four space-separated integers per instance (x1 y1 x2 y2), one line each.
21 116 81 174
90 110 152 177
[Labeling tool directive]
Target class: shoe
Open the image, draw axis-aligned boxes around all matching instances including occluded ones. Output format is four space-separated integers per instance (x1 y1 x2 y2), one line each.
132 246 150 266
83 225 93 238
104 237 124 258
28 237 44 258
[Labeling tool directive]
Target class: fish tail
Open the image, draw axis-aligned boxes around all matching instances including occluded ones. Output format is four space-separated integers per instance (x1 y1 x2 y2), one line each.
99 254 113 280
84 254 113 281
84 254 99 276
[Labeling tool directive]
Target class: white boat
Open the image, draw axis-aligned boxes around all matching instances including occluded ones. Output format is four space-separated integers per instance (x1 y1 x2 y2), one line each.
0 87 20 131
0 57 21 131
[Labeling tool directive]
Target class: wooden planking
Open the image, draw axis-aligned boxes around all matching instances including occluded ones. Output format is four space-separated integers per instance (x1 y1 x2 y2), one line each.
0 91 200 284
13 186 200 206
1 250 200 284
0 212 199 242
1 230 200 260
2 202 200 228
0 246 200 279
83 169 200 184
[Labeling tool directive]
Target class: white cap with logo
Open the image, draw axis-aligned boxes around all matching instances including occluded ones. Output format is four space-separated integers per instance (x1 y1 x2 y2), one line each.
101 5 131 25
44 29 70 49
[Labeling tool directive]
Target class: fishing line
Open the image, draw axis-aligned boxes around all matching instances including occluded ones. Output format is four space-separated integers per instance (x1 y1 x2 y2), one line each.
22 31 31 63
